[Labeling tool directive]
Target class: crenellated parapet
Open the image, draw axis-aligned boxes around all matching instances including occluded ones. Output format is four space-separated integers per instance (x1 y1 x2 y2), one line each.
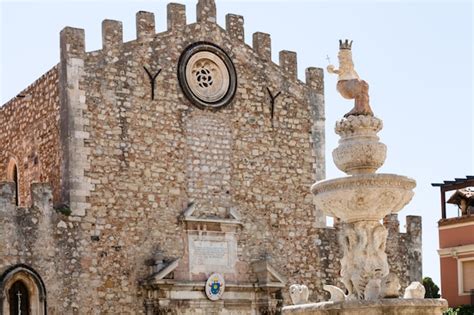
0 181 16 208
59 27 85 59
136 11 156 40
252 32 272 62
102 19 123 50
226 14 244 41
196 0 216 23
31 183 53 214
55 0 325 222
383 213 423 289
56 0 323 88
167 3 186 30
0 182 54 215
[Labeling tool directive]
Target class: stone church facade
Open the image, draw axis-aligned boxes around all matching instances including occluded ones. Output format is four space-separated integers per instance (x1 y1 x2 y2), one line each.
0 1 422 314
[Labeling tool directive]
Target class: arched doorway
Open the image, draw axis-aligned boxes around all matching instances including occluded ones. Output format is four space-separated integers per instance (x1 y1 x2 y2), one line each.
9 280 30 314
1 265 46 315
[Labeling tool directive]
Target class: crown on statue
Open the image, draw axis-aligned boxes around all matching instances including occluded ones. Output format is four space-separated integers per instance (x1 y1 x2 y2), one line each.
339 39 353 50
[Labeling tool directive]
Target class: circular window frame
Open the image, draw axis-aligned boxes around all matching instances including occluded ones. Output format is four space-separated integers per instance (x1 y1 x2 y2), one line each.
178 42 237 109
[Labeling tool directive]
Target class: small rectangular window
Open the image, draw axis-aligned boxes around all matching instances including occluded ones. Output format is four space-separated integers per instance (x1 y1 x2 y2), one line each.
462 260 474 293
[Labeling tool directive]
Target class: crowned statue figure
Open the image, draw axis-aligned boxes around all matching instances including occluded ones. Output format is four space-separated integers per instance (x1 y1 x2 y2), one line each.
327 40 374 117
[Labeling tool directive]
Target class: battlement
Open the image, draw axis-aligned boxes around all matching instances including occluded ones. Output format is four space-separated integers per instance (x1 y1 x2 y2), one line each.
0 181 53 210
0 182 16 207
58 0 323 88
383 213 422 235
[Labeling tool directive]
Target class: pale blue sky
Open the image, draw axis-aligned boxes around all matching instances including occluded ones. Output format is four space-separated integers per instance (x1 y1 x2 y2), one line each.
1 0 473 289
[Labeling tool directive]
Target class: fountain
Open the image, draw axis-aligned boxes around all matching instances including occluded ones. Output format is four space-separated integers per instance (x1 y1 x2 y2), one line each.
282 40 448 314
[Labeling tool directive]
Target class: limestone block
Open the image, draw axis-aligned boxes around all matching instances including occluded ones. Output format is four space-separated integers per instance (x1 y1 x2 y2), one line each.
380 273 401 298
403 281 425 299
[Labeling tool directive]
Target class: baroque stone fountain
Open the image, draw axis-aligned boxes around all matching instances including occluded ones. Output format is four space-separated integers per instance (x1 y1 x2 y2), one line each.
282 40 448 314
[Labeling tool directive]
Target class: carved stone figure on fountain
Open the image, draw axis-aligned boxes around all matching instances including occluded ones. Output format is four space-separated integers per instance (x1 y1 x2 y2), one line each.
327 39 374 117
340 221 389 300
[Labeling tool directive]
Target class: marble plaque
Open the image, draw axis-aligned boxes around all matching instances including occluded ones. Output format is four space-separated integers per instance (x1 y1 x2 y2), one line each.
189 233 237 274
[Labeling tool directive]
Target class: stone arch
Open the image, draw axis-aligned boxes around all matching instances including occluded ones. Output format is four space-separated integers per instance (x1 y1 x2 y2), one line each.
6 157 20 206
0 264 47 315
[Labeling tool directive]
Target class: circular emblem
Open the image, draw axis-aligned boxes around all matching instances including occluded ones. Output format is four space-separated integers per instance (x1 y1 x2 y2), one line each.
178 42 237 109
205 273 225 301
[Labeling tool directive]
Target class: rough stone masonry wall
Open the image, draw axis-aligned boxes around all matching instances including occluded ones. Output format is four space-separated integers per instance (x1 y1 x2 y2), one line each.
384 214 423 288
0 67 61 206
56 3 327 312
0 182 83 315
0 1 422 313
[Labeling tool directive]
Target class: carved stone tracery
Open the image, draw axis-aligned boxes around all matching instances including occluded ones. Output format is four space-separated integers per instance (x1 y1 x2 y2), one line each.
178 42 237 109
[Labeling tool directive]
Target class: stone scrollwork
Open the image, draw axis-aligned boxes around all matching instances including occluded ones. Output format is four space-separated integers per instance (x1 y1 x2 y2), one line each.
178 42 237 109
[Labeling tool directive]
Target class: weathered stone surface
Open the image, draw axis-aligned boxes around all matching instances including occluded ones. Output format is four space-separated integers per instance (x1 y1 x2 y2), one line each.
306 39 425 314
282 299 448 315
403 281 425 299
333 115 386 175
327 40 374 117
312 174 416 222
0 2 422 314
0 68 60 206
339 221 389 300
290 284 310 305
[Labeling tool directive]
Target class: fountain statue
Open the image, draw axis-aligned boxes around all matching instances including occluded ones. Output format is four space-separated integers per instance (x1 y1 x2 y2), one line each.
282 40 448 314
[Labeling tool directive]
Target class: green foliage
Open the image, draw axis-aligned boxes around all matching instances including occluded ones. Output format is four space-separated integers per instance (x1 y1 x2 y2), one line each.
444 305 474 315
423 277 440 298
54 203 71 216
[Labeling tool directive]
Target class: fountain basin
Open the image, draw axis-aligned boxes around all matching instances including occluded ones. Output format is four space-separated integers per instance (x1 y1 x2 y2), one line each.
282 298 448 315
311 174 416 222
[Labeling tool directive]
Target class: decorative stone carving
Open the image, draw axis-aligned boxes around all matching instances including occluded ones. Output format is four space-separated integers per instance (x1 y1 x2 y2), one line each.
289 284 309 305
178 42 237 109
284 39 447 314
311 174 416 223
309 40 418 304
403 281 426 299
339 221 389 300
327 40 373 117
333 115 386 175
